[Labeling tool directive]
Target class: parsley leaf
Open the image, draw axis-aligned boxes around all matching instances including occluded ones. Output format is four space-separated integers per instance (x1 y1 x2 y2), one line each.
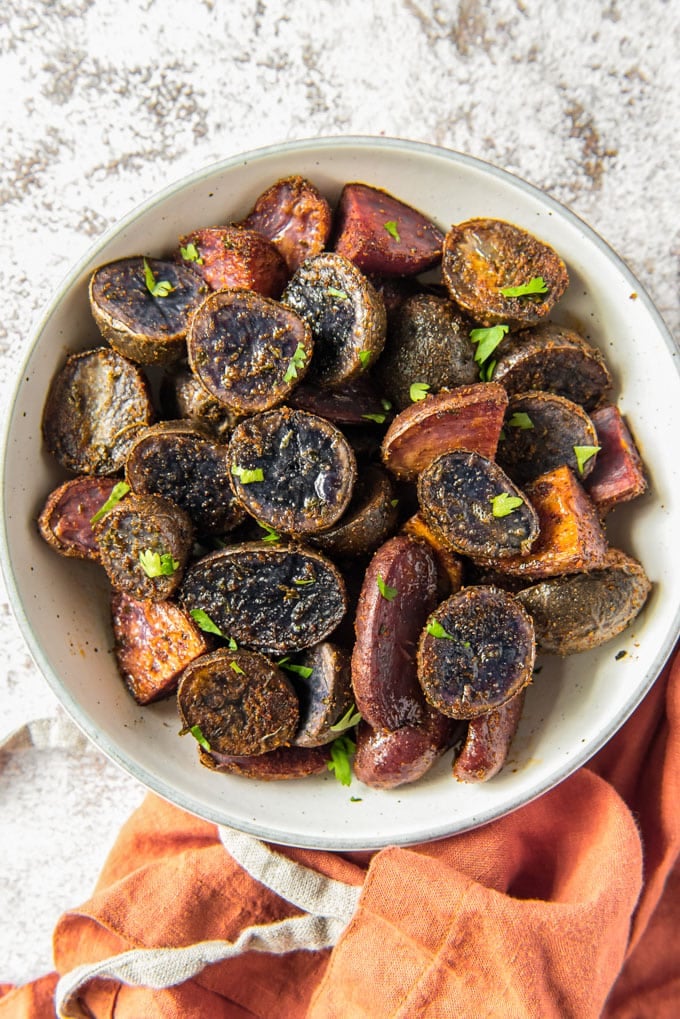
362 412 387 424
507 411 534 430
90 481 130 525
327 286 348 299
426 619 455 640
293 576 315 586
573 445 601 474
479 359 497 382
384 220 400 241
409 381 430 402
139 549 180 577
500 276 548 298
376 574 397 601
490 493 524 518
179 242 203 264
283 343 308 383
277 658 314 679
470 324 509 366
358 349 371 368
229 660 245 675
258 522 281 543
330 704 362 733
231 465 264 484
188 724 211 751
189 609 224 637
327 735 356 786
143 257 175 297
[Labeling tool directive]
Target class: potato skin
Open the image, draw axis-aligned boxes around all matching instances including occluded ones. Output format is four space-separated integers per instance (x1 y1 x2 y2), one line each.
177 226 288 298
453 690 525 783
354 712 456 790
38 476 118 561
241 175 332 273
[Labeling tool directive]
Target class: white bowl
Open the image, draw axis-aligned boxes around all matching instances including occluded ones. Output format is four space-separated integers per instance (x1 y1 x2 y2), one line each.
2 137 679 850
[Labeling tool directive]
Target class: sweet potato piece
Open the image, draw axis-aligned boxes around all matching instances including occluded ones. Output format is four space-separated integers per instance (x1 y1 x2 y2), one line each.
484 465 608 579
585 405 648 513
177 225 288 298
402 513 464 599
333 182 444 276
453 690 525 783
240 175 332 274
111 591 209 705
381 383 508 482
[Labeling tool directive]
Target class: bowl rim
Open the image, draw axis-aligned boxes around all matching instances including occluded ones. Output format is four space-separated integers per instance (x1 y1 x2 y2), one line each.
2 134 679 848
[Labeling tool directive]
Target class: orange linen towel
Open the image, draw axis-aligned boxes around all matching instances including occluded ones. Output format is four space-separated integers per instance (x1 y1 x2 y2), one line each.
2 645 679 1018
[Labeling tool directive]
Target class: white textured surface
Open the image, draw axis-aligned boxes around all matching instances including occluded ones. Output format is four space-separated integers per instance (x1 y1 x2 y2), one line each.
1 0 678 988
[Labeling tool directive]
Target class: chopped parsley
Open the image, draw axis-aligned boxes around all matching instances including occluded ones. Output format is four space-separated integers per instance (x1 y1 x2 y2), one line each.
277 658 314 679
358 349 371 368
376 574 397 601
90 481 130 525
384 220 400 242
470 324 509 367
188 724 211 751
327 735 356 786
573 445 601 474
229 660 245 675
507 411 534 430
258 522 281 543
283 343 308 383
231 465 264 484
381 398 393 411
179 242 203 264
362 412 387 424
330 704 362 733
327 286 348 299
189 609 224 637
479 359 497 382
499 276 548 298
490 493 524 518
409 381 430 402
143 257 175 297
293 576 315 586
426 619 455 640
139 549 179 578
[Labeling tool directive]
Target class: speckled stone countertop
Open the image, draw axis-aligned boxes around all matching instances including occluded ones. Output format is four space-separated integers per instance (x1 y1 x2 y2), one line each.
1 0 678 988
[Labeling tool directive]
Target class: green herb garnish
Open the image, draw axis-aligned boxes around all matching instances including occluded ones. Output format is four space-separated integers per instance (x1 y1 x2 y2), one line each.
277 658 314 679
258 522 281 543
470 324 509 366
490 493 524 518
139 549 180 578
479 359 497 382
229 660 245 675
500 276 548 298
327 286 348 299
143 257 175 297
188 724 211 751
293 577 315 586
179 242 203 264
231 465 264 484
330 704 362 733
327 735 356 786
381 398 393 411
358 349 371 368
507 412 534 430
573 445 601 474
362 412 387 424
384 220 400 241
189 609 224 637
409 381 430 402
426 619 455 640
376 574 397 601
90 481 130 525
284 343 308 383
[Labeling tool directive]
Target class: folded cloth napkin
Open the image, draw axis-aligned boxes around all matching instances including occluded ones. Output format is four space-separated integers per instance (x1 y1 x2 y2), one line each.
1 645 678 1019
